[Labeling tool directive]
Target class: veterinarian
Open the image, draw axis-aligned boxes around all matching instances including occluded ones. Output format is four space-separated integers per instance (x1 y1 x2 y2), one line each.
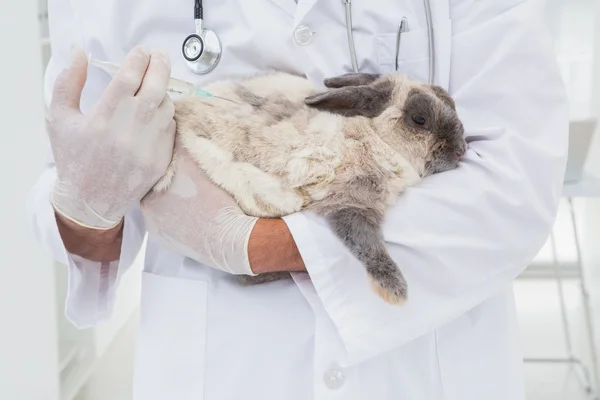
28 0 569 399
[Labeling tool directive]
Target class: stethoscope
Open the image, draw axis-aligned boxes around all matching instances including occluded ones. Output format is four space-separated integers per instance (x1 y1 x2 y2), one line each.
182 0 435 84
343 0 435 84
181 0 222 74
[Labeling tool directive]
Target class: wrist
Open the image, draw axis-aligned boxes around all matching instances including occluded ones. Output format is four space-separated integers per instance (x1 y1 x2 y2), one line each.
54 210 124 262
51 184 124 230
248 218 305 274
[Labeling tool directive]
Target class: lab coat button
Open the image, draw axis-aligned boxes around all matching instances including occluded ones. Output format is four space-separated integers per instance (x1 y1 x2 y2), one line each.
323 366 345 389
294 25 313 45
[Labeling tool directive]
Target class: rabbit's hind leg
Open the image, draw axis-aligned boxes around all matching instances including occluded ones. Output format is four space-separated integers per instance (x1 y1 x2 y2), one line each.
184 136 305 218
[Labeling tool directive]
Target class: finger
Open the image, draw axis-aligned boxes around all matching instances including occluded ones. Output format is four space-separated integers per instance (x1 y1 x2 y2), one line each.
158 93 176 123
144 94 176 136
49 46 88 116
136 51 172 104
102 45 151 100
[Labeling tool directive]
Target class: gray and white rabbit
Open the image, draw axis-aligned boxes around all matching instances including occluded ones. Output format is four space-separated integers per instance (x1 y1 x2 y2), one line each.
150 71 467 306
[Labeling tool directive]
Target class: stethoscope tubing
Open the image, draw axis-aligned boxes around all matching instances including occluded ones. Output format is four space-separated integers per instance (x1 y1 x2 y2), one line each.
185 0 435 83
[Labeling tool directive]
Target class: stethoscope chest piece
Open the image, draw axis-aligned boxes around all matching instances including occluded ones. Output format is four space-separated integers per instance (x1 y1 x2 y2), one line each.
182 33 204 62
182 23 222 74
183 0 222 75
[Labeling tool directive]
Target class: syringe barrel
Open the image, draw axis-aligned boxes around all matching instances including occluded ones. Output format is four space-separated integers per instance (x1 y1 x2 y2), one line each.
89 56 196 96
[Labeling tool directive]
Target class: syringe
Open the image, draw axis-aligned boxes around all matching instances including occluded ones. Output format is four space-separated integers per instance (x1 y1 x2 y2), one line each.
88 56 237 103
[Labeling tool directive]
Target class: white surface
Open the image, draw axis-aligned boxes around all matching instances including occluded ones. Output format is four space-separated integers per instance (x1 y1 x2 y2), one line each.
561 0 600 176
518 279 600 400
74 314 139 400
59 340 81 372
0 1 61 400
563 174 600 198
548 0 598 122
564 119 597 183
61 354 97 400
595 2 600 115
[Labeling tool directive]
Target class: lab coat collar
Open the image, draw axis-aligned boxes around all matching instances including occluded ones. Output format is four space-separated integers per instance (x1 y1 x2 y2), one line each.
266 0 320 28
293 0 319 28
267 0 296 17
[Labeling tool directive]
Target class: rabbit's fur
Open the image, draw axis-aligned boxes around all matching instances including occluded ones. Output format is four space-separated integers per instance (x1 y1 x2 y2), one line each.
151 71 467 305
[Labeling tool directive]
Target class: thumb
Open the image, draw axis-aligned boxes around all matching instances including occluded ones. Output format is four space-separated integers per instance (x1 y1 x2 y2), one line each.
49 46 89 115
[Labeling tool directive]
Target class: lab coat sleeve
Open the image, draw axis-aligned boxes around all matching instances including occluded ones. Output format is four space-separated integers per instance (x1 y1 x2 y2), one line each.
25 0 147 329
282 0 569 366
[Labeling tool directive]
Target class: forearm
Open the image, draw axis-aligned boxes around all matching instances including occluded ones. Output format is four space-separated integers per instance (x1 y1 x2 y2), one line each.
248 218 306 274
54 211 124 262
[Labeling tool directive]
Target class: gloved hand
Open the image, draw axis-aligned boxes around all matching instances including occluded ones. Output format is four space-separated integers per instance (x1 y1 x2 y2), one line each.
140 141 259 275
47 45 176 229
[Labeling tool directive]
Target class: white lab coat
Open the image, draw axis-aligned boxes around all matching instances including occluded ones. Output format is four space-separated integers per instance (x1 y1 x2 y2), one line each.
28 0 569 399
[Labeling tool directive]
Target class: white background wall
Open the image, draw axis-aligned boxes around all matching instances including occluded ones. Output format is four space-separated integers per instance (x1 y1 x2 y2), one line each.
588 0 600 173
580 1 600 294
0 0 61 399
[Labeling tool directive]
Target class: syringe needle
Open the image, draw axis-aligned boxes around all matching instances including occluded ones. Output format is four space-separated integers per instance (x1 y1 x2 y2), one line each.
193 88 239 104
213 95 239 104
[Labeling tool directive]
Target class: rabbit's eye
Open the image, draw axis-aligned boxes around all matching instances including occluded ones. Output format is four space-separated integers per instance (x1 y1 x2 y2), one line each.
412 115 426 125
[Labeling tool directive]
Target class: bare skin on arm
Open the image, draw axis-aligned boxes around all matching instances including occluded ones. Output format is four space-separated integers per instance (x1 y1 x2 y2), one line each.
248 218 306 275
54 212 124 262
56 202 303 270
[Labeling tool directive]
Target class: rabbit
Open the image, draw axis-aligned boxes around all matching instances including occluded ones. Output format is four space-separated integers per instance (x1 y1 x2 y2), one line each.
149 70 467 306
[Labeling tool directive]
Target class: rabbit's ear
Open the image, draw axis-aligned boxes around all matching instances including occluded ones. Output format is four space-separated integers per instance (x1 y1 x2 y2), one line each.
305 81 393 118
323 72 381 88
429 85 456 111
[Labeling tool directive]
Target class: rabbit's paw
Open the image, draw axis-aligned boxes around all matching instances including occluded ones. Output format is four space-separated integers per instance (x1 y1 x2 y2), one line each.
368 263 408 306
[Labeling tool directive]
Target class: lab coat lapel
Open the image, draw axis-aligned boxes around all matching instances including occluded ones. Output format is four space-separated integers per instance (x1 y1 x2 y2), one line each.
265 0 320 29
293 0 319 28
266 0 296 18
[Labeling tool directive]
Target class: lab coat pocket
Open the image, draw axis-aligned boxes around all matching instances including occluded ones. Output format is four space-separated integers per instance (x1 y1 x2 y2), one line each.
132 271 209 400
375 19 452 89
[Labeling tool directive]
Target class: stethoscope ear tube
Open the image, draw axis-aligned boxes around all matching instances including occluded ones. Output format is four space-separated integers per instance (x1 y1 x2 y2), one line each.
342 0 359 73
423 0 435 84
184 0 434 80
343 0 435 84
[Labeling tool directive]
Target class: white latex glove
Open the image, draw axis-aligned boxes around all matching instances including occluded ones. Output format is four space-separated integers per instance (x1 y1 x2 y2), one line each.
140 141 259 275
47 45 176 229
